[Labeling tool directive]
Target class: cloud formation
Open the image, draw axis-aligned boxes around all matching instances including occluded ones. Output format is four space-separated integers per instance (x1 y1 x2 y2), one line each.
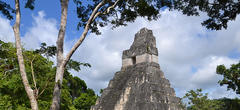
72 10 240 98
0 16 14 42
0 10 239 99
22 11 58 49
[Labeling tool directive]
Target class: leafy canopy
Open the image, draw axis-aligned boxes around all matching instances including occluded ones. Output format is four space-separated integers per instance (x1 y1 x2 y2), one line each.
73 0 173 34
2 0 240 33
183 89 223 110
0 40 96 110
175 0 240 30
216 62 240 95
183 88 240 110
0 0 35 19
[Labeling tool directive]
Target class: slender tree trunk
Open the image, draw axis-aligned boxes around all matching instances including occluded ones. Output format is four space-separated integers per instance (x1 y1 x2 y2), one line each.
63 1 105 65
50 0 117 109
50 0 69 109
13 0 38 110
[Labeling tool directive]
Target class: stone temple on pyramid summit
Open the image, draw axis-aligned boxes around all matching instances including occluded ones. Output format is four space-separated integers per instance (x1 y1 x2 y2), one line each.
91 28 182 110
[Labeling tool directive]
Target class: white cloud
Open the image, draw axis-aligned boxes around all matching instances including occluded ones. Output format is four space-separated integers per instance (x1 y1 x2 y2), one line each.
71 10 240 98
208 85 239 99
22 11 58 49
1 9 240 99
0 11 58 49
190 56 238 88
0 16 14 42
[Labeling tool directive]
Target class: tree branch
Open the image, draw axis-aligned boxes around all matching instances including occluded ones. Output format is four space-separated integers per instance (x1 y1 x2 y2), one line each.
92 0 120 22
56 0 69 69
13 0 38 109
63 0 121 67
30 55 39 99
92 11 102 22
50 0 70 109
30 55 37 90
62 0 106 67
38 78 51 97
103 0 120 14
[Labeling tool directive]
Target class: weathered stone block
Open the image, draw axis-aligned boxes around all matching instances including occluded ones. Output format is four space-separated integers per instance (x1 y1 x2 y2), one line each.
91 28 182 110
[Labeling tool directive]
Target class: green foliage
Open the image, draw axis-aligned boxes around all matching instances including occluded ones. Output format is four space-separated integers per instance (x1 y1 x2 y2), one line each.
178 98 187 110
2 0 239 34
35 43 57 58
183 89 223 110
61 71 97 110
0 41 30 109
184 89 240 110
215 98 240 110
0 1 15 20
74 0 240 34
35 43 91 72
100 89 103 94
216 62 240 94
175 0 240 30
0 40 97 110
0 0 35 20
73 92 97 110
74 0 173 35
66 59 91 72
25 0 36 10
1 0 172 34
2 0 238 34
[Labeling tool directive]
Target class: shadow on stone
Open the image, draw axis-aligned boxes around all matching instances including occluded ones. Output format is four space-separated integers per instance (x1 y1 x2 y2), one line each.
91 28 183 110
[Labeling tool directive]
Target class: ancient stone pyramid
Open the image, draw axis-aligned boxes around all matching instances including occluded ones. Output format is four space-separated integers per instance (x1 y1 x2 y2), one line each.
91 28 182 110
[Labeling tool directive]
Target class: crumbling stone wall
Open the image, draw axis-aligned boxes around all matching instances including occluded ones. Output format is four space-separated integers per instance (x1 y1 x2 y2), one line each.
91 28 182 110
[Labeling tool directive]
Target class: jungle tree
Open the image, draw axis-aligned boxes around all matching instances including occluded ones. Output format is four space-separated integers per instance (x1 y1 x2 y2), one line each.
1 0 240 109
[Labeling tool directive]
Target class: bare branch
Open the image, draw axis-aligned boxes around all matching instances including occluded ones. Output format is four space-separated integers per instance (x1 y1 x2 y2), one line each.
38 78 51 97
30 55 37 90
92 0 121 22
63 0 106 67
63 0 121 67
92 11 102 22
103 0 120 14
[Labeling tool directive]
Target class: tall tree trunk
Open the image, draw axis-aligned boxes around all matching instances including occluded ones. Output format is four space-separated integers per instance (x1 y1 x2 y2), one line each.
13 0 38 110
50 0 115 109
50 0 69 109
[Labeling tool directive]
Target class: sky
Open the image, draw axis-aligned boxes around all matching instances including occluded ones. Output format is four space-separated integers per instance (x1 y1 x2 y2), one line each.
0 1 240 99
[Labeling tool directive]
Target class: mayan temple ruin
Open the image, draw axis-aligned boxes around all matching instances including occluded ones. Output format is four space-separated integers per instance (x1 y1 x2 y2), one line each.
91 28 182 110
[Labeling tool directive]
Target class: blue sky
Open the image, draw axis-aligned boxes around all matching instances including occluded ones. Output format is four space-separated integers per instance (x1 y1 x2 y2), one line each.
1 0 240 99
6 0 82 40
